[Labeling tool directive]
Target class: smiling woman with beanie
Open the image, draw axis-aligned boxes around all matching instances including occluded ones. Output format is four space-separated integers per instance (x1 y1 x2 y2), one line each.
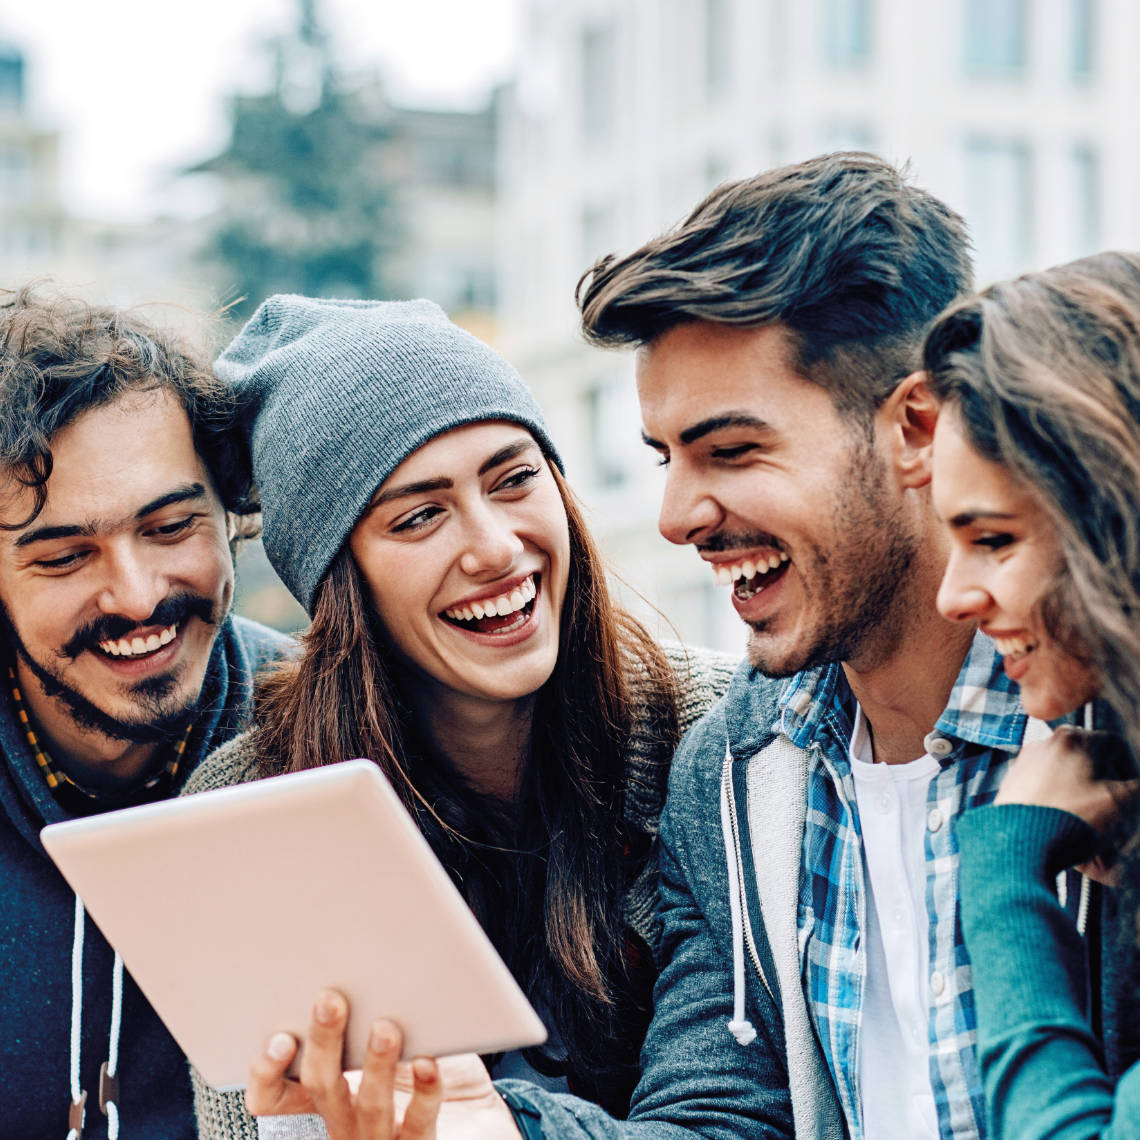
185 295 736 1139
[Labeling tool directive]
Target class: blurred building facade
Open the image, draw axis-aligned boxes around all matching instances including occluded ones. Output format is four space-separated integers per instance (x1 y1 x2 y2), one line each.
0 40 64 279
0 26 499 634
497 0 1140 652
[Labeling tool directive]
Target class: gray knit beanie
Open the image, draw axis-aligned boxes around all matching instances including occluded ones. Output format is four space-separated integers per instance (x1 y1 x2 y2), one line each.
215 295 562 614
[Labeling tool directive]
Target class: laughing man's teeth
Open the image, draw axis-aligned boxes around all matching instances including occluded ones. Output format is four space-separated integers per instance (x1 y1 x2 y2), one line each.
100 623 178 658
992 635 1036 659
713 552 789 586
444 575 536 622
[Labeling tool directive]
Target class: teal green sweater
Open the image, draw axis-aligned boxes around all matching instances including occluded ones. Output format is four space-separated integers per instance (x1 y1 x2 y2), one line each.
958 804 1140 1138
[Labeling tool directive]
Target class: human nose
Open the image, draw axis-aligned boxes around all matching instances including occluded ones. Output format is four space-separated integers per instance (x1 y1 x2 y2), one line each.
936 550 989 624
95 544 168 622
456 503 524 578
657 465 723 547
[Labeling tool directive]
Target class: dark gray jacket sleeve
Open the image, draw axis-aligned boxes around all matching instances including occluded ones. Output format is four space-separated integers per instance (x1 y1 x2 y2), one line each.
497 708 795 1138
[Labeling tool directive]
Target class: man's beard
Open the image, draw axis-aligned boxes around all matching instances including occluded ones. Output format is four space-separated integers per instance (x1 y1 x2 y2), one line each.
745 438 921 678
4 593 221 745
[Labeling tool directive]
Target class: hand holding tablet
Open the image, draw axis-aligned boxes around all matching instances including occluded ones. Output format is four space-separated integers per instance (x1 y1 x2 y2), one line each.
247 991 519 1138
41 759 547 1092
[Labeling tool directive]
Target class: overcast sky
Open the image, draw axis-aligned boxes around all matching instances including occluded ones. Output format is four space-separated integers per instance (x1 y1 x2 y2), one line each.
2 0 519 220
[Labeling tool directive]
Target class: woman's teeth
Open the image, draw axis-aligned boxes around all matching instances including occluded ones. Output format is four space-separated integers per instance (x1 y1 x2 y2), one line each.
712 552 789 587
993 635 1036 660
99 623 178 658
444 575 536 623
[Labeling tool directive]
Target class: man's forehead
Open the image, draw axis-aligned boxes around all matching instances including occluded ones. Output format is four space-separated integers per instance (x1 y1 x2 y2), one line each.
0 391 212 539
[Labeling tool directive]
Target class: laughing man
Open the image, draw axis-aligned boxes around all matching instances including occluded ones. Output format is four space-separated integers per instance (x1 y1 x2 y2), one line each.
0 287 289 1138
487 155 1136 1138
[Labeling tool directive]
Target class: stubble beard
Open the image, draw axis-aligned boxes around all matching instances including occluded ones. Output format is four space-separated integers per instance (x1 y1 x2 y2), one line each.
2 593 223 745
746 440 920 678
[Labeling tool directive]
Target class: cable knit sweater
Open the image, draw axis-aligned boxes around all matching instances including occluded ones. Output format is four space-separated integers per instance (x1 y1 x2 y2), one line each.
183 642 739 1140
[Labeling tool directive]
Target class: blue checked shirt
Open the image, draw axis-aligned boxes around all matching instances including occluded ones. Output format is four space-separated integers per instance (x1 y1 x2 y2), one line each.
779 631 1044 1140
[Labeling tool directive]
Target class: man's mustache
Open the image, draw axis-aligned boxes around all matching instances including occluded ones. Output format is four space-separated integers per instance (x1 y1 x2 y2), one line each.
60 593 218 660
696 531 785 555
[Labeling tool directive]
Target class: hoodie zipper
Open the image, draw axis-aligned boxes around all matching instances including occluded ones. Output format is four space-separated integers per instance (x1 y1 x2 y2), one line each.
723 753 775 1006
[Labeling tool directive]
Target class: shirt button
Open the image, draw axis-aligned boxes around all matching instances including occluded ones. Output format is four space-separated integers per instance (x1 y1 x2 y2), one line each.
878 792 892 813
927 808 944 832
923 733 954 758
930 970 946 996
892 907 906 926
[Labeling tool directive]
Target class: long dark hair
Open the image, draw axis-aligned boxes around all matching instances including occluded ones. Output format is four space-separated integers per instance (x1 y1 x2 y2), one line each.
925 250 1140 945
253 465 678 1113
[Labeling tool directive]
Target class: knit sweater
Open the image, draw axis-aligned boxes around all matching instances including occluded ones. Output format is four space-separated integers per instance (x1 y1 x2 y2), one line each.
958 804 1140 1139
184 642 739 1140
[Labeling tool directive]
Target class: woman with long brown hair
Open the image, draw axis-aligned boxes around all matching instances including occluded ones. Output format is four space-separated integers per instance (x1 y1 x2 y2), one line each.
925 251 1140 1137
186 295 735 1139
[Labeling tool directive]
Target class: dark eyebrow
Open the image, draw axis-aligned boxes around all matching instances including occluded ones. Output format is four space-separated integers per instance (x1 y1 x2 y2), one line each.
641 413 773 451
680 414 773 446
13 483 209 549
135 483 209 519
370 439 539 508
948 509 1017 529
478 439 536 475
371 477 453 507
14 522 94 549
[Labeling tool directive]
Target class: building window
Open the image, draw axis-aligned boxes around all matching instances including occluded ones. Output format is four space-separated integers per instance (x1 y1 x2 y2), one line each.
0 144 32 205
823 0 872 70
1071 143 1100 256
580 23 616 145
704 0 732 100
1070 0 1096 83
964 137 1032 282
0 50 24 113
964 0 1027 78
586 373 641 490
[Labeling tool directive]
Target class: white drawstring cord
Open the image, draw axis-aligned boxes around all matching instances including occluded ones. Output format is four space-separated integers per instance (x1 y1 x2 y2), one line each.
67 894 86 1140
65 895 126 1139
720 762 757 1046
105 951 124 1138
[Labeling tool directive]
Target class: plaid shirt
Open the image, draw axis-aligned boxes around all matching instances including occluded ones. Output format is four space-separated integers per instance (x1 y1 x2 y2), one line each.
781 631 1037 1140
8 665 190 810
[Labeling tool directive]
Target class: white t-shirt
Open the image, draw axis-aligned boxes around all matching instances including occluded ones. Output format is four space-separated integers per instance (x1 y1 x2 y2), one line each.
849 705 940 1140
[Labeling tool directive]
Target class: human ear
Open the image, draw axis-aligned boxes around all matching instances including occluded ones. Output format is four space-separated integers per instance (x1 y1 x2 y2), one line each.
880 372 939 488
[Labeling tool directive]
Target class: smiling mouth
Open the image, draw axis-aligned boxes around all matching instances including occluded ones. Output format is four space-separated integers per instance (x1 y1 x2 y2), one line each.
441 575 538 635
97 623 179 660
711 553 791 600
992 634 1037 662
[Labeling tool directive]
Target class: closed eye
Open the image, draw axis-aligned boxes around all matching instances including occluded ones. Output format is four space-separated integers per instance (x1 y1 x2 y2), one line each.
148 516 197 538
493 465 540 493
34 551 85 571
974 533 1014 550
711 443 759 461
391 505 444 533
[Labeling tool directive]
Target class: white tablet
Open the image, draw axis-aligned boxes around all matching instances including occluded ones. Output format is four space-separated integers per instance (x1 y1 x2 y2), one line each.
41 758 547 1090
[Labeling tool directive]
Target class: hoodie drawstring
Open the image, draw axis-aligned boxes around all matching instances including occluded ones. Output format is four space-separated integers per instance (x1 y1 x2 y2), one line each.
719 752 757 1046
67 895 124 1140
